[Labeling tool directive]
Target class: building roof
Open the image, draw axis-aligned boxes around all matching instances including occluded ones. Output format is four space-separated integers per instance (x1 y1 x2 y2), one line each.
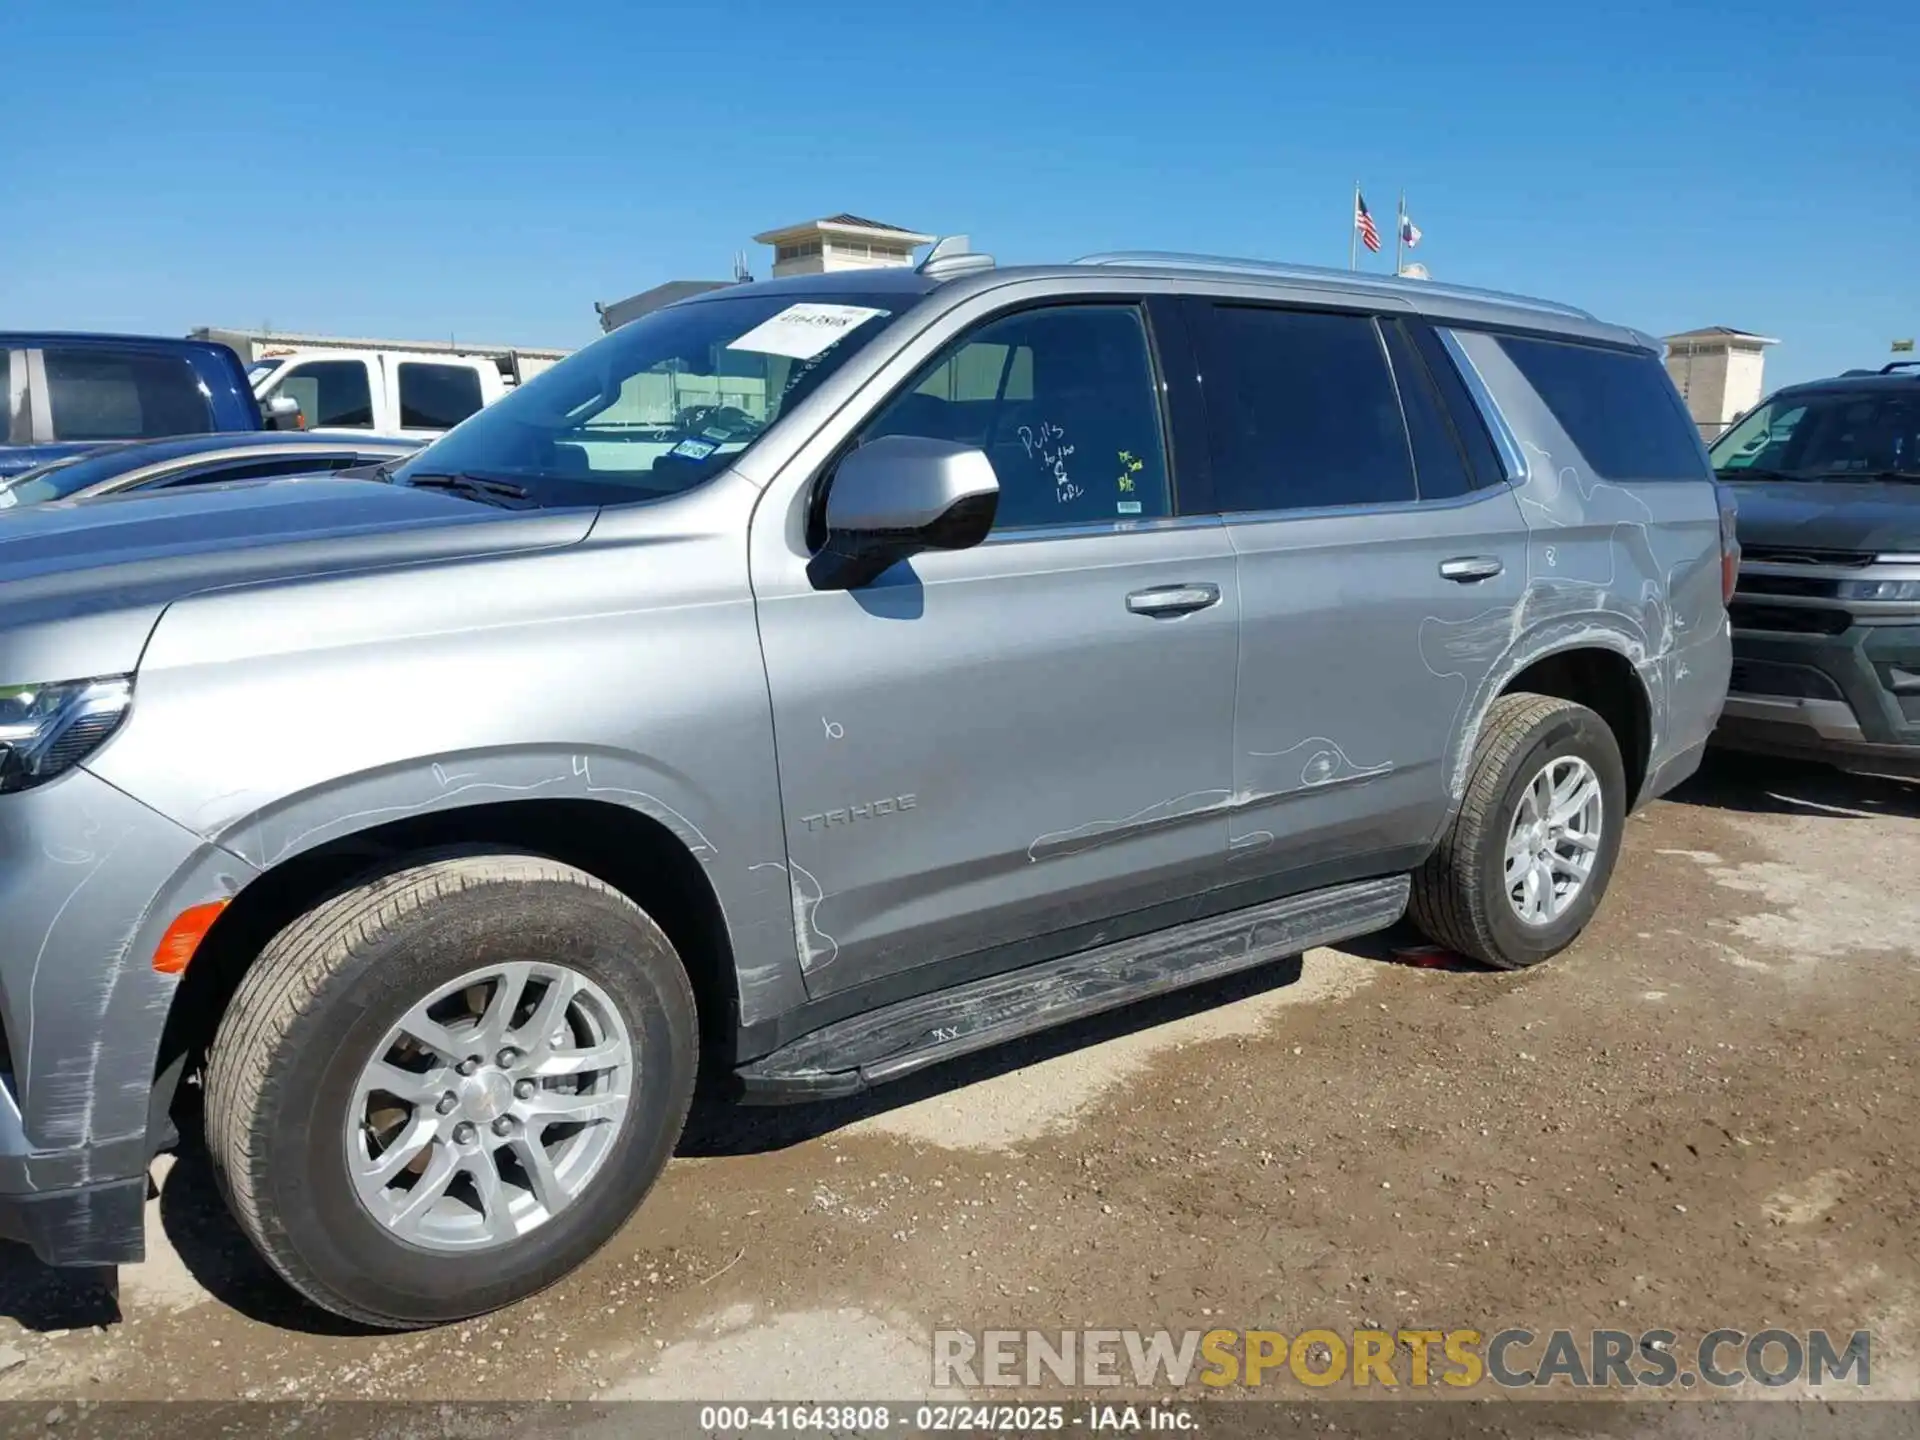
595 280 738 332
753 214 935 245
1664 325 1780 346
821 213 917 233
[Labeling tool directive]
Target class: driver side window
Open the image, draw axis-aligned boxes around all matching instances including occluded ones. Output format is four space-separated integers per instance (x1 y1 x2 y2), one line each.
858 305 1171 531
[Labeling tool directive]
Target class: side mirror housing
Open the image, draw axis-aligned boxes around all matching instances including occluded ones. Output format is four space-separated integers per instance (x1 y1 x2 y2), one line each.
809 435 999 590
263 394 304 431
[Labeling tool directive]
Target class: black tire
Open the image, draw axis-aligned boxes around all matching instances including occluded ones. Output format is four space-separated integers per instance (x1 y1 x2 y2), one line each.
204 852 697 1328
1410 693 1627 970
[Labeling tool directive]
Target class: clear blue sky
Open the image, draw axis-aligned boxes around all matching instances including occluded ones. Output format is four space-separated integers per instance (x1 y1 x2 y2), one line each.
5 0 1913 386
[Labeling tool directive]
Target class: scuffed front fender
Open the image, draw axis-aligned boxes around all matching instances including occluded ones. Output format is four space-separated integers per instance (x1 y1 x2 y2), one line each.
162 746 811 1031
0 768 257 1198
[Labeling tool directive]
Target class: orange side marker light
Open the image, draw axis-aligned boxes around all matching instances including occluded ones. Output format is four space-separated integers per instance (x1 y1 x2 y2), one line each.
153 900 229 975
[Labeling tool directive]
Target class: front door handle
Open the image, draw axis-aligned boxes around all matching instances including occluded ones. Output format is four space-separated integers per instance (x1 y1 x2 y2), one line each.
1126 582 1221 617
1439 556 1504 583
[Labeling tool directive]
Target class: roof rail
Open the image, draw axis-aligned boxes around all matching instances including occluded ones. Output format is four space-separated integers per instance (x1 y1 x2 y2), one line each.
918 235 996 281
1882 361 1920 375
1073 251 1596 321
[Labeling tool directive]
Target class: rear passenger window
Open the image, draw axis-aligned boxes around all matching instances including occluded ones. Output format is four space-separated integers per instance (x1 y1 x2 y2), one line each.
43 350 213 442
1196 306 1415 512
1495 334 1706 481
1411 325 1507 486
1381 321 1473 500
860 305 1171 531
278 361 374 429
398 363 486 430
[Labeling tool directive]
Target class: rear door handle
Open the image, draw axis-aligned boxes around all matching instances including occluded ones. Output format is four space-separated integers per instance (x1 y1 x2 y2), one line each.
1126 582 1221 617
1439 556 1504 583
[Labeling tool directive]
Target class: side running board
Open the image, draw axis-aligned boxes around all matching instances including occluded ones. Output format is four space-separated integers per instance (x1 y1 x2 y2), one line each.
736 874 1410 1103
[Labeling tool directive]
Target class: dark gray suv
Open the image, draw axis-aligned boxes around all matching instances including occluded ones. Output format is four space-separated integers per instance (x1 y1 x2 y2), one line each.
0 249 1732 1326
1712 363 1920 775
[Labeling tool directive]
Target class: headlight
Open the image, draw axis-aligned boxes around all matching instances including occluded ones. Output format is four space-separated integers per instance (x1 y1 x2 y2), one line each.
0 676 133 793
1836 578 1920 602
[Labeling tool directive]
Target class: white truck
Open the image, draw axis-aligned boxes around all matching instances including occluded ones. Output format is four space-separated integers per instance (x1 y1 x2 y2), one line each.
190 328 569 438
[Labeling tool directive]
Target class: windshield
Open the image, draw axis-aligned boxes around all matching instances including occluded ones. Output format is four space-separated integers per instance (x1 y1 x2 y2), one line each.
247 358 286 387
1711 388 1920 480
390 292 908 506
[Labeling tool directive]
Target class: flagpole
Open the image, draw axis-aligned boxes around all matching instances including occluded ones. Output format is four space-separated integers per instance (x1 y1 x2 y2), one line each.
1349 181 1359 271
1396 191 1405 275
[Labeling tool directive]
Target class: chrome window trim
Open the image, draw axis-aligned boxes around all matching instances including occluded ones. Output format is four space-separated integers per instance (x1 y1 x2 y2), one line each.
981 513 1224 547
1216 481 1518 528
1436 329 1528 485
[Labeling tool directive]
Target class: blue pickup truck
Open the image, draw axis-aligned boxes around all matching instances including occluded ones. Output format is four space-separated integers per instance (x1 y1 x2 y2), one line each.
1 332 267 479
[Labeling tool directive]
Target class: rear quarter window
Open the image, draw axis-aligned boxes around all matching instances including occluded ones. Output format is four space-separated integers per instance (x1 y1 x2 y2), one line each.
43 349 214 442
1496 334 1706 481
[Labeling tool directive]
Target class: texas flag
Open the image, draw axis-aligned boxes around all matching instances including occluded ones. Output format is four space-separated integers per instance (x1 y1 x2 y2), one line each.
1400 213 1423 249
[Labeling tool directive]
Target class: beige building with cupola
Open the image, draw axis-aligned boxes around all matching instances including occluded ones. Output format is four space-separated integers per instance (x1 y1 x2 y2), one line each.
1663 326 1779 439
753 215 935 277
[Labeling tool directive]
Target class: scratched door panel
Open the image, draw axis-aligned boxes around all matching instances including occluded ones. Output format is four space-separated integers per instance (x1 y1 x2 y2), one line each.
1223 491 1529 879
1183 298 1531 883
753 522 1238 997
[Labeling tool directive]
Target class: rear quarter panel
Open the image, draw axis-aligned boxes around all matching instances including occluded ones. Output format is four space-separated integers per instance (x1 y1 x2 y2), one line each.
1438 331 1731 800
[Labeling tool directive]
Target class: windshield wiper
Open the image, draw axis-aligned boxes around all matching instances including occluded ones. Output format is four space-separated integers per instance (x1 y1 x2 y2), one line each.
406 472 535 507
1716 467 1800 481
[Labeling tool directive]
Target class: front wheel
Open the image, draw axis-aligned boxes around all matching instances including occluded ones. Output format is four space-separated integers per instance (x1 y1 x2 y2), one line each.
204 852 697 1328
1410 693 1627 969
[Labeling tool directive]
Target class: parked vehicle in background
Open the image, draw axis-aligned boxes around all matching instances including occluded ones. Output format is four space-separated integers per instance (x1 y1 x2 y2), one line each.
0 431 421 508
192 327 569 438
1710 361 1920 776
249 348 523 437
0 332 261 479
0 249 1731 1328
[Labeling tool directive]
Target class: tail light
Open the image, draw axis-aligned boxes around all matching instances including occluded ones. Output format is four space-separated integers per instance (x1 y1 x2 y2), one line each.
1716 484 1740 606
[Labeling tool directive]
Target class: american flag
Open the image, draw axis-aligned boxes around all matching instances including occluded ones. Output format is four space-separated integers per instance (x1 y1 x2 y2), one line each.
1355 194 1382 253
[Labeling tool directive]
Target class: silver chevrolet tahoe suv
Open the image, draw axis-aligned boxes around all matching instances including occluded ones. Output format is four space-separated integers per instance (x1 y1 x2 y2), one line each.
0 248 1733 1327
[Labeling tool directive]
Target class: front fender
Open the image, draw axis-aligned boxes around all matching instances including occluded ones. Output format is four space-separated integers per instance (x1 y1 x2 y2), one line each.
84 505 810 1028
202 746 809 1026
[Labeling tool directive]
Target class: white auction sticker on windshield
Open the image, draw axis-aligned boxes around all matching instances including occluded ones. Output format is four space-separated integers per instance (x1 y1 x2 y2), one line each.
727 304 889 360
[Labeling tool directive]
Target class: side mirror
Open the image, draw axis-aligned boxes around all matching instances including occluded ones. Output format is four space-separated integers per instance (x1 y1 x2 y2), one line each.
263 394 305 431
809 435 999 590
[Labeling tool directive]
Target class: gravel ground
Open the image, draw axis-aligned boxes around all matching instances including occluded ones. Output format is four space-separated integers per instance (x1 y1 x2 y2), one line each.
1 753 1916 1421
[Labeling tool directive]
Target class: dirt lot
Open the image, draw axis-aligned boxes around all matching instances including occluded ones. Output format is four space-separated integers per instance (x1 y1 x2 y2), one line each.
2 753 1917 1419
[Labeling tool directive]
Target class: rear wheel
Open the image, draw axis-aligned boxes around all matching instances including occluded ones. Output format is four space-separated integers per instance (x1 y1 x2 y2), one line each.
1410 693 1627 969
204 851 697 1328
